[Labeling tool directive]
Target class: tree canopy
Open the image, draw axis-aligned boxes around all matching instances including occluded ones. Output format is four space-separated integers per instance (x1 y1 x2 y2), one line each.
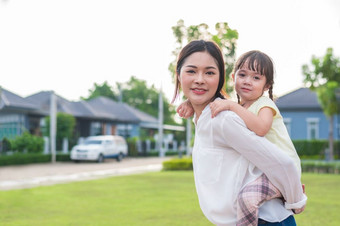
121 76 176 125
302 47 340 160
82 81 117 101
168 19 239 94
84 77 176 125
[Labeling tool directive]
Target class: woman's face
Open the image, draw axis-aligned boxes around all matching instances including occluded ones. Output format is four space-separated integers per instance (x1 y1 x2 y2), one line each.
178 51 220 112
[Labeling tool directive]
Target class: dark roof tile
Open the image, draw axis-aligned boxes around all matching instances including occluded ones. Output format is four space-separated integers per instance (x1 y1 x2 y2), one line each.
275 87 321 110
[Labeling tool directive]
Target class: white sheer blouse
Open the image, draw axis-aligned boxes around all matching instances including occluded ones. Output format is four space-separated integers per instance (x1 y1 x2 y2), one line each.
192 104 307 226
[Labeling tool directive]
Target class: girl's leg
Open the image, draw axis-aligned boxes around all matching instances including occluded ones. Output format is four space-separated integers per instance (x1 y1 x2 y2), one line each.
237 174 282 226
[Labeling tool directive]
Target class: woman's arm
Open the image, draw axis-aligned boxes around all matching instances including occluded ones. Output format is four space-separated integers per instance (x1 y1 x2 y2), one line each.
217 111 307 209
210 99 273 136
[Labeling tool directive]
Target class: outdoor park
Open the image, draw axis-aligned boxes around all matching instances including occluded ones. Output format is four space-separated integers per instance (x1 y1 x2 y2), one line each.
1 1 340 226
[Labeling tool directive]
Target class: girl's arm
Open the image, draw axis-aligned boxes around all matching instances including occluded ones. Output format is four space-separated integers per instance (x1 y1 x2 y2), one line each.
177 99 194 119
210 99 273 136
217 112 307 209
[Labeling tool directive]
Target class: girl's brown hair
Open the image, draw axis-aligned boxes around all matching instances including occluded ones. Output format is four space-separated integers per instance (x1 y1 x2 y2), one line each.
233 50 275 103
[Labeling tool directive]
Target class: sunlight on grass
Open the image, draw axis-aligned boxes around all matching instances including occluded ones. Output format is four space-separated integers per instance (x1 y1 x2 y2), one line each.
0 172 339 225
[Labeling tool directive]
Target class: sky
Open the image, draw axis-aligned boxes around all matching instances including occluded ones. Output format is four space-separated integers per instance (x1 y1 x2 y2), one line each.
1 0 340 104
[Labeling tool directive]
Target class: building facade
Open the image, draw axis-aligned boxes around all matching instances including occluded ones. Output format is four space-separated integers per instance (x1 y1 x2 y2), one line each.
276 87 339 140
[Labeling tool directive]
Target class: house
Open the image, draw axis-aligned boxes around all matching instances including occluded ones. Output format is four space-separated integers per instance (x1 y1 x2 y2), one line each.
275 87 339 140
0 87 184 141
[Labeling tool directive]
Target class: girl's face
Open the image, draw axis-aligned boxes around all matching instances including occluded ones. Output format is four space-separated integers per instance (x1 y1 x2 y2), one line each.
178 51 219 113
233 64 269 106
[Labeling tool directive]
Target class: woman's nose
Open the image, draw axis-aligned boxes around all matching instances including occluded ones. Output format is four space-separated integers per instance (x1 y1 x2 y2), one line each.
194 73 204 83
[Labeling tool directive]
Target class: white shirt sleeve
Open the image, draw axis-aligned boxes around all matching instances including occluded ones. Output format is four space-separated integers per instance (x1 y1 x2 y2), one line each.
217 112 307 209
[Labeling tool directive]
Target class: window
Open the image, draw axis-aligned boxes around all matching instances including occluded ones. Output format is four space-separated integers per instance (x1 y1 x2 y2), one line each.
90 122 101 136
283 118 292 136
306 118 319 140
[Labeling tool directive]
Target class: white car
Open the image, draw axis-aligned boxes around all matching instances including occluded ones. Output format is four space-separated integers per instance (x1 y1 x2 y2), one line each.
70 135 128 163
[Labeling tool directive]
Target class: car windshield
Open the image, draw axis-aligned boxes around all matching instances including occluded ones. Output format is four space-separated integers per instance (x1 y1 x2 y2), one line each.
83 140 103 145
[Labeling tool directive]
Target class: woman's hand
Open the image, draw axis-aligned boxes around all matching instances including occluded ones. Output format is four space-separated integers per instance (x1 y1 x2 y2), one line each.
293 184 306 214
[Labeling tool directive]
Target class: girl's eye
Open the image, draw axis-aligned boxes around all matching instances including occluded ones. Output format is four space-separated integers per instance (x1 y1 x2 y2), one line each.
238 73 245 77
206 71 215 75
254 76 260 80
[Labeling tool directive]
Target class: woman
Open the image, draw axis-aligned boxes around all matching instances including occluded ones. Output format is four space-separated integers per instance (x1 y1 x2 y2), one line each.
172 40 306 226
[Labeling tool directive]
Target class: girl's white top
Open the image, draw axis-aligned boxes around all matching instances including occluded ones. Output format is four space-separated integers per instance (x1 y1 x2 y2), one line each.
192 104 307 226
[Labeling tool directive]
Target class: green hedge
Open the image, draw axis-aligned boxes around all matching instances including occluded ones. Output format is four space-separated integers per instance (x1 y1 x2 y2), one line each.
162 157 340 174
162 157 193 171
301 160 340 174
0 153 71 166
293 140 339 158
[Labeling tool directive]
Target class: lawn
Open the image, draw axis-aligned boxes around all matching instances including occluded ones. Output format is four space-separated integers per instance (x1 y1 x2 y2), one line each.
0 172 339 226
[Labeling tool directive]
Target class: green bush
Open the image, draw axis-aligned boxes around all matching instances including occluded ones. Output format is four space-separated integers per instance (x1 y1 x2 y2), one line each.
148 150 183 157
44 113 76 150
1 137 11 152
301 160 340 174
162 157 193 171
162 157 340 174
10 132 44 153
126 137 138 156
0 153 71 166
293 140 340 159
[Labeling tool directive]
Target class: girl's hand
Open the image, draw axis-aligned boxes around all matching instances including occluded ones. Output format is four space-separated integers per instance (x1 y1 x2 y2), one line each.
209 99 234 118
177 100 194 119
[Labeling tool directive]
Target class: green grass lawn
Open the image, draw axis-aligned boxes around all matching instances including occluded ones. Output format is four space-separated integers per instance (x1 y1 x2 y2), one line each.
0 172 339 226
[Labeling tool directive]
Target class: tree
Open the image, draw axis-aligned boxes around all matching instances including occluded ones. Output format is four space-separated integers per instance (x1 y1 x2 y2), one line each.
121 76 176 125
44 113 76 150
168 19 239 94
82 81 117 101
302 48 340 160
82 77 177 126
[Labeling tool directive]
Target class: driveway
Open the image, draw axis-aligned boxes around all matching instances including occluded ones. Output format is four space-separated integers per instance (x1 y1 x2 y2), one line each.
0 157 172 191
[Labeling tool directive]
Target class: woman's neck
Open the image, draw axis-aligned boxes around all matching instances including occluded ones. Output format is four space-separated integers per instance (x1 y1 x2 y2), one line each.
192 103 207 124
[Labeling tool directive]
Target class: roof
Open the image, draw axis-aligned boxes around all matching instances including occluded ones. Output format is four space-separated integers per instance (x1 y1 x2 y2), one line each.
0 88 42 114
0 88 158 124
275 87 322 111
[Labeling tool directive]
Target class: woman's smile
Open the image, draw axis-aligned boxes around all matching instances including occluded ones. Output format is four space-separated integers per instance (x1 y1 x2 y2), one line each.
179 51 219 113
191 87 208 95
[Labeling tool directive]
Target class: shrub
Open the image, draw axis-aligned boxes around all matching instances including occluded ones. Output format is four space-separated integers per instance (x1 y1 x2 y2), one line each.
10 132 44 153
162 157 193 171
293 140 340 159
126 137 138 156
301 160 340 174
0 153 71 166
1 137 11 153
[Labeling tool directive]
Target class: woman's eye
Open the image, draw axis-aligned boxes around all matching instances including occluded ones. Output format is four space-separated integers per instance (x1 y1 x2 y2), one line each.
206 71 215 75
186 70 195 74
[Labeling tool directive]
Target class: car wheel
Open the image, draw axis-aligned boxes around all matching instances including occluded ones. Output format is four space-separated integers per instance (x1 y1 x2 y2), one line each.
97 154 104 163
117 153 124 162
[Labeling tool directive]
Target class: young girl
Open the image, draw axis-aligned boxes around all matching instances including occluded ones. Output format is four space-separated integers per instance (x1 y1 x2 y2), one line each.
177 50 305 225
